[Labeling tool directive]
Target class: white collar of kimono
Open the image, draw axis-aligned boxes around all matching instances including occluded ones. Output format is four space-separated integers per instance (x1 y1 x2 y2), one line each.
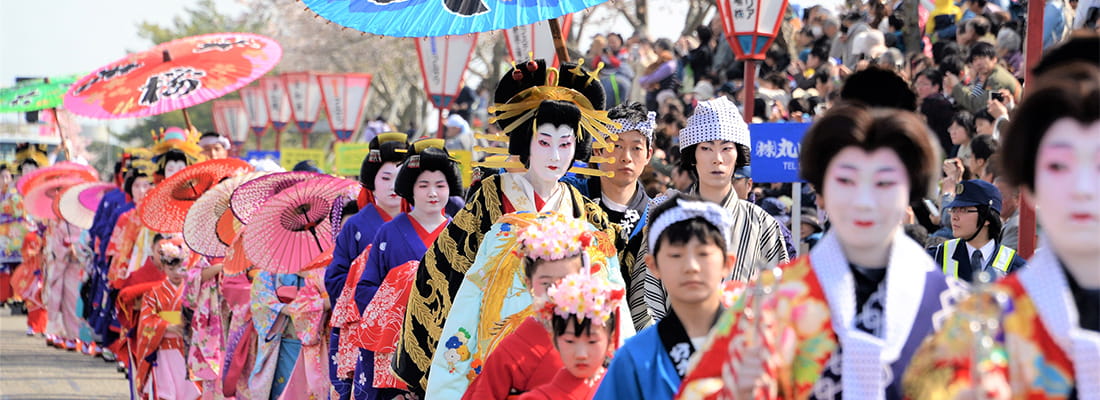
501 173 570 213
809 229 932 400
1017 236 1100 394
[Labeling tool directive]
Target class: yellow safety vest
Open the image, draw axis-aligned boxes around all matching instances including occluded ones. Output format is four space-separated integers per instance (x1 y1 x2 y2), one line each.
941 239 1016 278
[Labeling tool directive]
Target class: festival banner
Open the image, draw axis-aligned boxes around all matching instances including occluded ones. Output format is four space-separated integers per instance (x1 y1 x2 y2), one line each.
415 34 478 109
319 73 373 142
280 147 326 173
334 142 372 176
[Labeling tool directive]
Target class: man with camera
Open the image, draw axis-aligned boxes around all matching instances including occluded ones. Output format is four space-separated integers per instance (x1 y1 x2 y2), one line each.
946 42 1022 113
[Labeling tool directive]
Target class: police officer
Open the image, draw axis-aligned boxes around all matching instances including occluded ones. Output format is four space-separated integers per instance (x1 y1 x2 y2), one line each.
931 179 1027 282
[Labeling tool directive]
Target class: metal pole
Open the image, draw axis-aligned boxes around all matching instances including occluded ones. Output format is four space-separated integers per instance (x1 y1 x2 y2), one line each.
1018 0 1045 259
792 182 802 257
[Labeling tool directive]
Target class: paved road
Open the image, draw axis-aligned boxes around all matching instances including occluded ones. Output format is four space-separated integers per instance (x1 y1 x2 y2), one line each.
0 309 130 400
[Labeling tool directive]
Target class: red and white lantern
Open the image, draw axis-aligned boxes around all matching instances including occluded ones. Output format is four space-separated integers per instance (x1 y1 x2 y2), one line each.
282 71 323 147
211 99 250 155
318 73 373 143
260 75 293 150
503 15 572 67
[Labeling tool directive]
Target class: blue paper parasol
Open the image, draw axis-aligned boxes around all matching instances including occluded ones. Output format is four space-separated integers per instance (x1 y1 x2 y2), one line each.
302 0 608 37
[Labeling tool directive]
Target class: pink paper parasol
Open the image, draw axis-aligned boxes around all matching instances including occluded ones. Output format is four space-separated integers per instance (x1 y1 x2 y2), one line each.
229 171 319 224
16 162 98 196
184 171 268 257
242 177 357 274
58 182 116 229
25 178 92 220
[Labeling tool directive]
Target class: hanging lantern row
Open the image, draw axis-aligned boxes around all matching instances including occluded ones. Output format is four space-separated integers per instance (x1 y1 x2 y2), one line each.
238 71 373 150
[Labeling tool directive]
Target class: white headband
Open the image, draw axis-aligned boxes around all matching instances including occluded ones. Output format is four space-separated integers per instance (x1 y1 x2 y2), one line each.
199 135 231 151
647 196 733 252
609 111 657 142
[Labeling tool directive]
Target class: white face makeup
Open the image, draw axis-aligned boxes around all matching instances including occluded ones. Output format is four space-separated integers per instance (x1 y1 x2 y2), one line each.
164 160 187 178
412 170 448 217
373 162 402 212
693 140 738 192
821 147 911 259
1032 119 1100 260
526 123 576 186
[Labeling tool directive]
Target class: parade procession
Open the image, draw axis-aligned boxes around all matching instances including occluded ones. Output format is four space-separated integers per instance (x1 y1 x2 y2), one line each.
0 0 1097 399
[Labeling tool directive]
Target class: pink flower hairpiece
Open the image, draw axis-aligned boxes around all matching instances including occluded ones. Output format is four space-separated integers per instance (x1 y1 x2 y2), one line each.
544 272 625 326
516 214 594 262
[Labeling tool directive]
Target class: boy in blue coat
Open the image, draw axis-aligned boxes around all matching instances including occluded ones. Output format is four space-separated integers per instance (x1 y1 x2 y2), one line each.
594 193 735 400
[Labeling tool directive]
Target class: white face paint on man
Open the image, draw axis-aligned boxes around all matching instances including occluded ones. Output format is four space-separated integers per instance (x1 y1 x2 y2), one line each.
1032 119 1100 260
821 147 911 258
526 123 576 185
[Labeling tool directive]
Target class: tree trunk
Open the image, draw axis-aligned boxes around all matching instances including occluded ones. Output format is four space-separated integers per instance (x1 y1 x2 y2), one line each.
902 0 922 56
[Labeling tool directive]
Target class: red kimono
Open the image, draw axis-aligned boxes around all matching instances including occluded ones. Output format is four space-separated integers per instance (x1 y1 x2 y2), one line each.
517 369 605 400
463 317 564 400
135 279 199 399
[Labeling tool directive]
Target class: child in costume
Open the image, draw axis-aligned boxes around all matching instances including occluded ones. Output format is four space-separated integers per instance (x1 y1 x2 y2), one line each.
0 162 26 307
12 220 46 335
594 193 736 400
324 132 409 400
519 272 625 400
461 213 594 399
347 140 461 399
134 237 201 400
396 58 623 396
676 104 964 400
902 40 1100 400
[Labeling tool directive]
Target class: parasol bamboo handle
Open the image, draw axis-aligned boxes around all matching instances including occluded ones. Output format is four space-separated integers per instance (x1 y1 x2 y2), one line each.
50 107 71 161
181 107 196 133
548 18 570 63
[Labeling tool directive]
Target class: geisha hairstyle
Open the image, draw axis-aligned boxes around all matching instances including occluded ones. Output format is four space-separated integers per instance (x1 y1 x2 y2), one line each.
492 59 608 166
394 144 463 203
156 149 190 177
800 104 941 203
999 62 1099 191
359 133 410 190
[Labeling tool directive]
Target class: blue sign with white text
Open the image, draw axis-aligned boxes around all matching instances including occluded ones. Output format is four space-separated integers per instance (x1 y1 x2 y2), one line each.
749 123 810 183
244 150 280 163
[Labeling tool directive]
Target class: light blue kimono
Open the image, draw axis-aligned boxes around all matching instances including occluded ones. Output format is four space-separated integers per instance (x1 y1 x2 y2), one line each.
593 326 682 400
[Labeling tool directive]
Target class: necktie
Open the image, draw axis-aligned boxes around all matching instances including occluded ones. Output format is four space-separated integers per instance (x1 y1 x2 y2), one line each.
972 249 985 274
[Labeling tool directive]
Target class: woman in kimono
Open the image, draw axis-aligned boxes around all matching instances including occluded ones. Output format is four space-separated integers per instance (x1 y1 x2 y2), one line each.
902 42 1100 399
134 238 201 400
396 58 623 396
12 220 46 336
676 103 964 400
0 162 26 308
324 132 408 400
249 259 330 400
518 272 625 400
461 215 598 400
43 211 86 351
351 140 460 399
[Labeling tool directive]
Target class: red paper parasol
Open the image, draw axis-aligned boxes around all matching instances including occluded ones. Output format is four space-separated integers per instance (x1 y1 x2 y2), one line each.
16 162 98 196
63 33 282 129
242 177 357 274
58 182 116 229
25 178 92 220
140 158 253 233
301 248 333 273
184 171 268 257
229 171 319 224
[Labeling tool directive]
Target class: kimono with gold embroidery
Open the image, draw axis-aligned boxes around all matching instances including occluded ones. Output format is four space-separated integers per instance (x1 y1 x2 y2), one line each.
903 241 1099 399
676 231 966 400
395 173 621 395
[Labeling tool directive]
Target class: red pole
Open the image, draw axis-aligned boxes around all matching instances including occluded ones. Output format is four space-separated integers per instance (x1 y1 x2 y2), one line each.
302 132 309 149
437 110 446 139
742 61 756 124
256 135 262 151
1018 0 1045 259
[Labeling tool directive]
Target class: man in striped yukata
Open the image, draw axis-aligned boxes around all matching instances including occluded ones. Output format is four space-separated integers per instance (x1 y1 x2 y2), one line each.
639 97 790 322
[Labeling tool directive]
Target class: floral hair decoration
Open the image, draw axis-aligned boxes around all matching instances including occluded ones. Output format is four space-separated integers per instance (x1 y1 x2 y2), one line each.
158 236 188 267
515 214 593 262
543 272 625 327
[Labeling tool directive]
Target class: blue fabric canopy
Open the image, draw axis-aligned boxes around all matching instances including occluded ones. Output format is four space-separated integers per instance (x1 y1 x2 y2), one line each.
303 0 607 37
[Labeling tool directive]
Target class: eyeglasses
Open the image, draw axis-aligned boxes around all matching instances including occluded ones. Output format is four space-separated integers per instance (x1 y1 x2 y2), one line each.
947 208 979 215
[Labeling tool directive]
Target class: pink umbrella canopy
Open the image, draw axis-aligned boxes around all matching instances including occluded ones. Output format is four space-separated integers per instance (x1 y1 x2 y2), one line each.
58 182 116 229
16 162 98 196
242 177 357 274
183 171 268 258
63 32 282 120
229 171 320 224
25 178 93 220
